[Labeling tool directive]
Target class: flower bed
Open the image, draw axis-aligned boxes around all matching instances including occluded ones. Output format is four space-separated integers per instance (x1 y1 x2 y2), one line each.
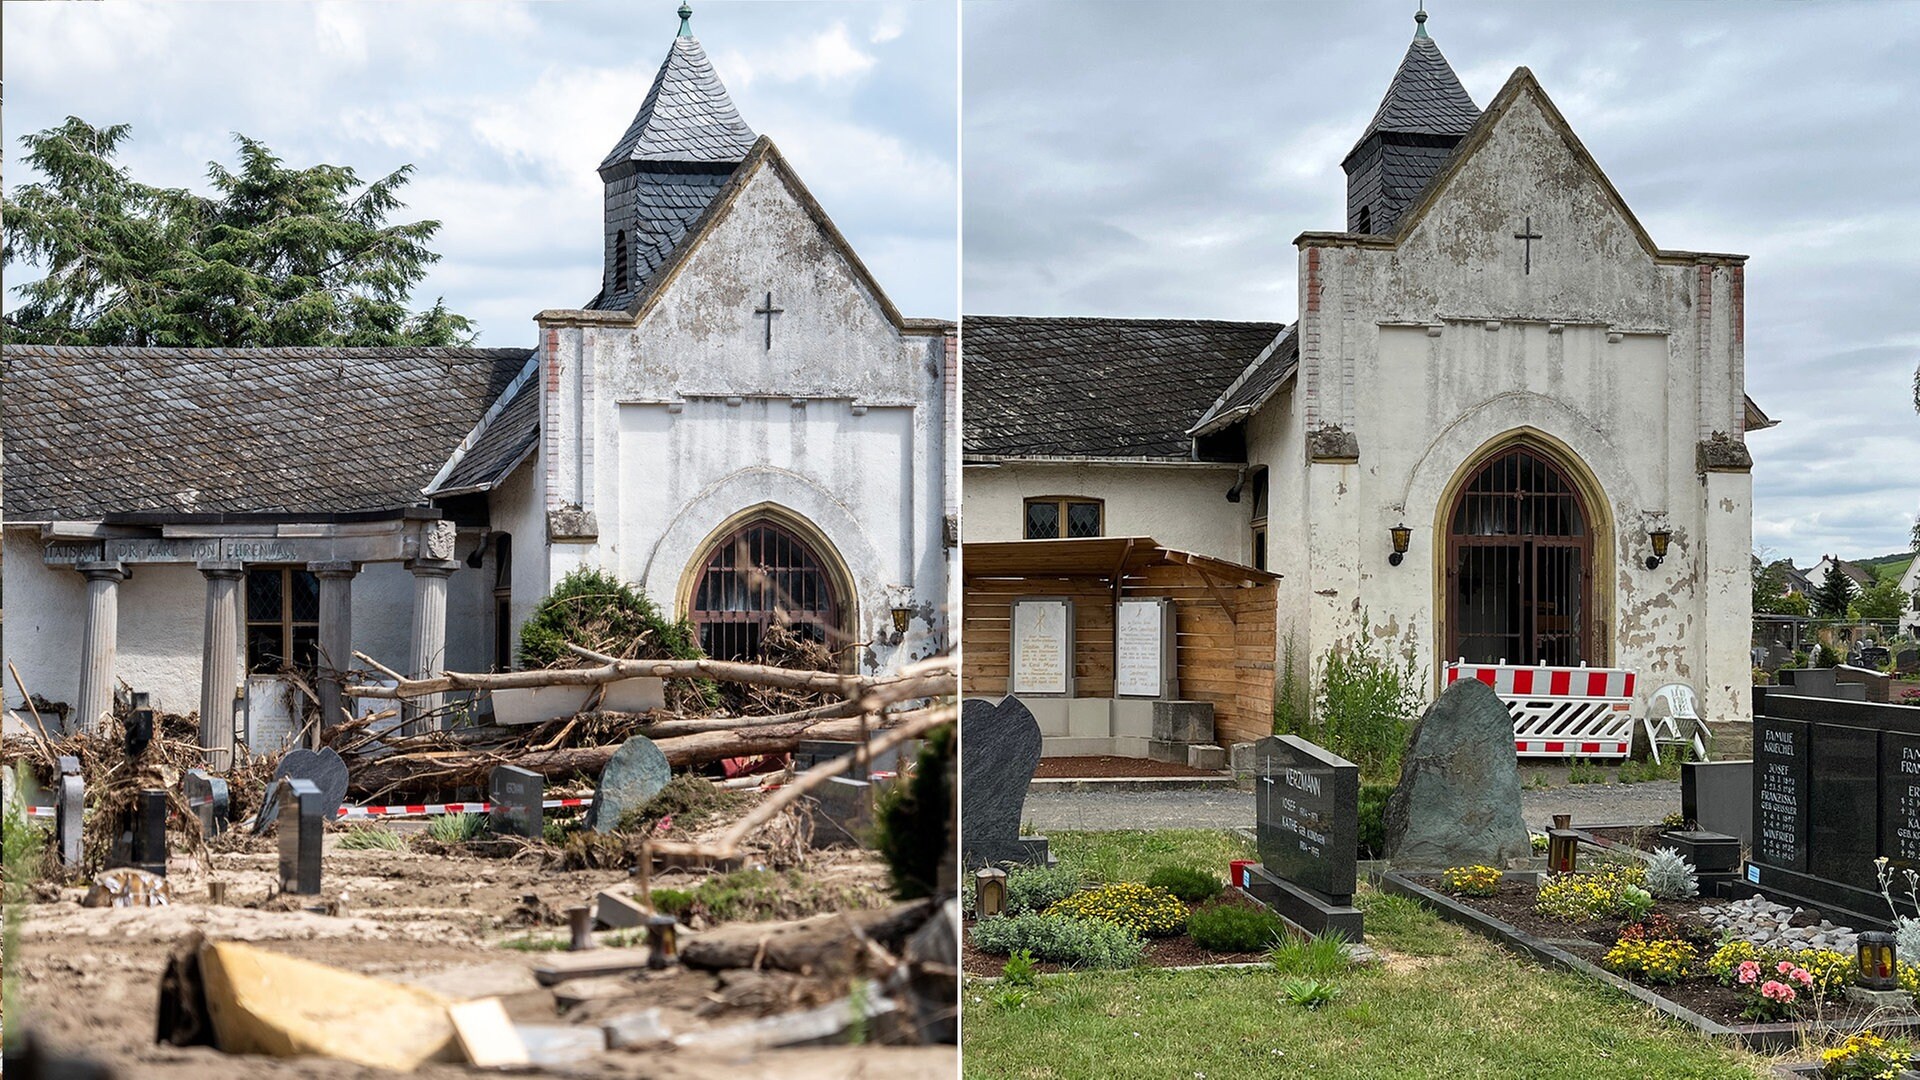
1385 869 1920 1050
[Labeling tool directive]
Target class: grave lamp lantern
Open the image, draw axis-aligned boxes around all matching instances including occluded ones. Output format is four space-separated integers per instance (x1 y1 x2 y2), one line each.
1857 930 1898 991
975 867 1009 918
1388 523 1412 567
1547 825 1579 875
1645 527 1672 570
646 913 680 970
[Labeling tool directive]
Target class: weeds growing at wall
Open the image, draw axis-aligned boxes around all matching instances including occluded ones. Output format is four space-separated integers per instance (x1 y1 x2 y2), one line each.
1306 617 1425 780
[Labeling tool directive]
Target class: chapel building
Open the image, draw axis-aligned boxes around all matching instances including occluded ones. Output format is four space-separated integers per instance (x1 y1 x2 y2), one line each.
0 8 955 759
963 11 1770 729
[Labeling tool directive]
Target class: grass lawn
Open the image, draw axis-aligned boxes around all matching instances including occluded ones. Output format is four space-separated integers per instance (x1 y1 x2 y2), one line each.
964 830 1780 1079
1042 828 1254 884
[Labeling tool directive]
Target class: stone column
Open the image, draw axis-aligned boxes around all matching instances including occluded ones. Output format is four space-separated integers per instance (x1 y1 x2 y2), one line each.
406 559 460 734
309 561 358 742
198 562 245 771
73 562 127 734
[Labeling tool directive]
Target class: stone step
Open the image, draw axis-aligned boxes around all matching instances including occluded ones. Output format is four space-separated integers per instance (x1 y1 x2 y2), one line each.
1705 720 1753 760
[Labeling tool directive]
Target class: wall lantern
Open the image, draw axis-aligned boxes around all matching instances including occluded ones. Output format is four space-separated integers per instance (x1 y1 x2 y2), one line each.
1388 523 1413 567
646 913 680 970
891 605 914 634
1645 527 1672 570
1857 930 1898 991
1548 813 1579 874
974 867 1009 918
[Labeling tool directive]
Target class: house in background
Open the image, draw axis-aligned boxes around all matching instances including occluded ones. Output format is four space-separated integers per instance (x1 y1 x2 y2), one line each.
1 9 954 760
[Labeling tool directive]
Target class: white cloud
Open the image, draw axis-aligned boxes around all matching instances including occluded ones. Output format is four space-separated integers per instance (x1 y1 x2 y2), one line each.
313 5 370 66
715 23 876 88
870 4 908 45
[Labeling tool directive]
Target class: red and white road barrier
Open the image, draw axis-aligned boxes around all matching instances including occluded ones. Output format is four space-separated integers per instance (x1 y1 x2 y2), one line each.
1444 662 1637 759
336 796 593 819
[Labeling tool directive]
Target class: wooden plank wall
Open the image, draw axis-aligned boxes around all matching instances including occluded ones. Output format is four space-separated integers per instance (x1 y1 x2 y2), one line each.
961 566 1278 747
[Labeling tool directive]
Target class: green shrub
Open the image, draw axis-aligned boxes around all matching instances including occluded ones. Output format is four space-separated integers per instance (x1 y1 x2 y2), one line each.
1357 783 1394 859
1049 882 1187 936
338 824 407 851
1309 618 1425 779
968 914 1145 968
1145 865 1222 903
873 723 952 899
1186 903 1284 953
1280 977 1341 1010
1006 863 1085 915
428 812 487 843
1001 949 1039 987
651 888 695 917
1643 847 1700 900
518 567 715 710
1269 931 1351 979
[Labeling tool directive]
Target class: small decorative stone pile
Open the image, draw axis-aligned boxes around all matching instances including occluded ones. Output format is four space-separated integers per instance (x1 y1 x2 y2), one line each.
1697 895 1859 955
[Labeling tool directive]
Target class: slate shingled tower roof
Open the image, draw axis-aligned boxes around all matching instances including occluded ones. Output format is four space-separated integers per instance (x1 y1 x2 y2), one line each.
1342 8 1480 235
590 6 756 311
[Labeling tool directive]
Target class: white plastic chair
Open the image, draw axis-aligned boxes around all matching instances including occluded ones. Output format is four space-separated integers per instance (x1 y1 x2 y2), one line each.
1642 683 1708 764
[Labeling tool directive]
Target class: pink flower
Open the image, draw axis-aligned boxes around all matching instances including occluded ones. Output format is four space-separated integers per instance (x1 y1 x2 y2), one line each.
1776 960 1794 975
1791 968 1814 987
1737 960 1761 984
1761 980 1796 1003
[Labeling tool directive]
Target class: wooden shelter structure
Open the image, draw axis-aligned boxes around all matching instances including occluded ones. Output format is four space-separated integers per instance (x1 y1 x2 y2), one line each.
962 537 1279 748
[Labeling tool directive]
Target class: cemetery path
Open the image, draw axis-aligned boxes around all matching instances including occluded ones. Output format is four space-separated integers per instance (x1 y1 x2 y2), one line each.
1019 779 1682 833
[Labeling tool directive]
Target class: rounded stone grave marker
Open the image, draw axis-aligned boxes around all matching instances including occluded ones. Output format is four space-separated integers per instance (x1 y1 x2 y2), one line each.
585 735 672 834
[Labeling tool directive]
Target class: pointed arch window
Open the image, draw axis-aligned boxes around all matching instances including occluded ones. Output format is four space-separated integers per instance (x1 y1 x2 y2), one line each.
613 229 630 294
688 519 843 663
1446 445 1593 666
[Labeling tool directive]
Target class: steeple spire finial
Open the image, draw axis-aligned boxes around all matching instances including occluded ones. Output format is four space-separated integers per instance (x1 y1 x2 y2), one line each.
677 2 693 37
1414 2 1429 38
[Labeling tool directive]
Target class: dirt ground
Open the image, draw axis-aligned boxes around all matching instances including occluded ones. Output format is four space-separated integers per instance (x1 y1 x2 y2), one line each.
10 817 956 1079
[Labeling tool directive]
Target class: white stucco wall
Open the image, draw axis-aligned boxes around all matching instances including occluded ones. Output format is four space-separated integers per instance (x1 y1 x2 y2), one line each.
961 461 1248 560
1264 76 1756 723
536 154 950 673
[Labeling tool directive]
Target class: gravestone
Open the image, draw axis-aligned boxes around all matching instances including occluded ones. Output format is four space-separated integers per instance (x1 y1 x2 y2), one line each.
124 789 169 877
1743 690 1920 927
1114 598 1177 699
1774 668 1867 701
183 769 231 839
252 747 351 833
277 778 324 895
1895 647 1918 676
1681 760 1751 844
584 735 672 834
1383 679 1530 870
807 776 873 849
791 739 917 777
1008 598 1072 697
489 766 544 840
960 697 1050 868
1244 735 1363 938
56 755 85 869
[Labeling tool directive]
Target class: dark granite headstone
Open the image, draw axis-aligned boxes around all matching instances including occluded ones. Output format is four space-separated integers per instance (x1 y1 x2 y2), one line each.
1754 716 1810 872
1881 732 1920 865
125 707 154 760
1253 736 1358 901
253 747 350 833
1774 668 1867 701
1810 723 1879 883
128 789 169 876
55 755 84 869
807 776 874 848
585 735 672 834
1896 648 1918 676
960 697 1050 868
183 769 231 839
791 739 916 776
1681 760 1751 844
277 778 323 895
489 766 543 840
1383 679 1530 870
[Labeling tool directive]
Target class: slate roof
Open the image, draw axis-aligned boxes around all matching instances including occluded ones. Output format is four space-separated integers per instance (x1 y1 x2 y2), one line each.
590 165 741 312
1188 325 1300 436
598 35 756 173
428 370 540 496
1349 33 1480 155
963 317 1288 460
1 344 531 520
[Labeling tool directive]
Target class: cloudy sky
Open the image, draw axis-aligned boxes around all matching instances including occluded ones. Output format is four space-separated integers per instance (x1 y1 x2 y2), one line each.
2 0 958 335
965 0 1920 569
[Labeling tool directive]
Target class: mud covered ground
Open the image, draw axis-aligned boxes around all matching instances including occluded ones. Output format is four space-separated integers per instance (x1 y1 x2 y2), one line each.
10 810 956 1079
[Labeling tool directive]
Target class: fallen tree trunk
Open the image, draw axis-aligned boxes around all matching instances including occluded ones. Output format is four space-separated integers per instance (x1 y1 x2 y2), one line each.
680 899 937 975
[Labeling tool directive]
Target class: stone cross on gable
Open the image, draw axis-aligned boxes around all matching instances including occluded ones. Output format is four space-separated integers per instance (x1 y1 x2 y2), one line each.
1514 215 1543 275
754 291 784 350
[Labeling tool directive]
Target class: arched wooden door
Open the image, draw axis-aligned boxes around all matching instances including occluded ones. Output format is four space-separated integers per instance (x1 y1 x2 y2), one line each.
1446 445 1593 667
688 519 843 662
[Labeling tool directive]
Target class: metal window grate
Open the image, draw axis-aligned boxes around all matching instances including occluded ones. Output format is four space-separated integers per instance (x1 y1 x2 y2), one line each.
689 521 840 663
1447 448 1592 667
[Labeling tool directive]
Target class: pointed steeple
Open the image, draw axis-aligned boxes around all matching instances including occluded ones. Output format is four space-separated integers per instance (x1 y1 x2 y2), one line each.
590 8 760 311
1341 8 1480 234
597 7 756 177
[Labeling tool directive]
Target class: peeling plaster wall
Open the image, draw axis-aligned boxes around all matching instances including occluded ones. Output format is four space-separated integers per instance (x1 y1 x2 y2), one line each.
538 161 949 673
961 462 1248 558
1264 83 1754 722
